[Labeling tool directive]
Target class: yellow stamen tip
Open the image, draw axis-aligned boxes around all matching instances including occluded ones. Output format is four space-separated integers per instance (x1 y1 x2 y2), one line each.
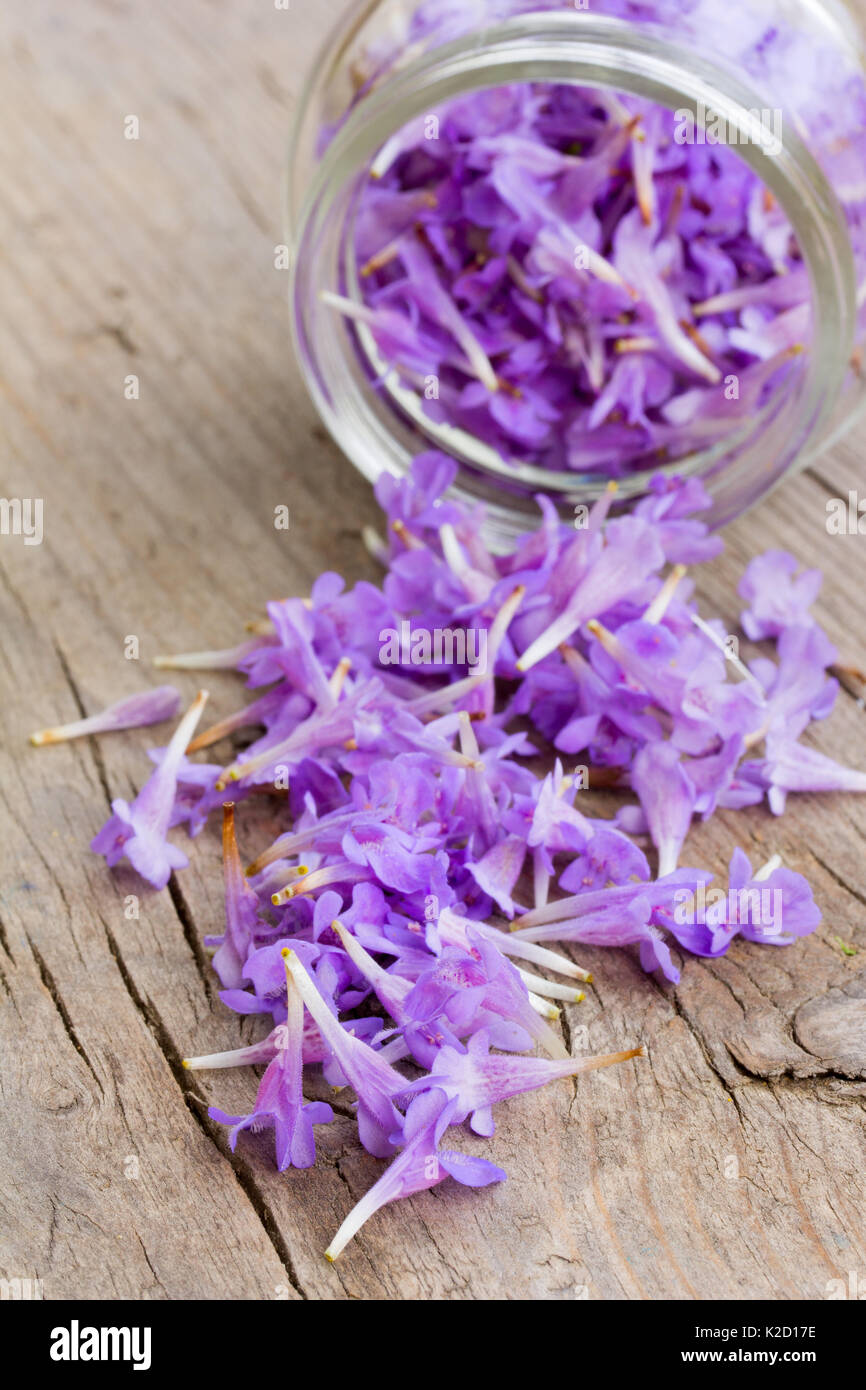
324 1250 335 1263
281 948 294 960
181 1059 190 1069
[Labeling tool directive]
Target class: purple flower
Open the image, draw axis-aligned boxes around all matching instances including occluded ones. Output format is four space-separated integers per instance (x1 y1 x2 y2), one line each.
209 968 333 1170
559 824 651 892
468 929 569 1059
466 835 526 916
91 690 209 889
331 919 413 1024
631 742 696 877
515 518 665 672
668 849 821 956
744 738 866 816
749 624 838 747
407 1029 644 1136
30 685 182 746
739 550 823 640
342 821 445 895
283 948 410 1158
633 475 724 565
375 452 465 539
324 1088 506 1261
512 869 714 983
205 803 262 989
184 1011 330 1071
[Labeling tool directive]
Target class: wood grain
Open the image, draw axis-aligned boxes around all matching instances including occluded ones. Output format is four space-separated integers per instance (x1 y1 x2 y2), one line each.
0 0 864 1301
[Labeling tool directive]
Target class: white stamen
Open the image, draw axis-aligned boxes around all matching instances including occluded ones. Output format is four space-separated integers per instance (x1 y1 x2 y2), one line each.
325 1184 387 1262
182 1041 275 1071
328 658 352 700
457 710 481 763
533 852 550 912
614 336 659 355
528 991 561 1021
154 639 269 671
362 526 389 565
271 862 369 906
753 854 782 883
688 611 766 694
644 565 687 624
518 968 585 1004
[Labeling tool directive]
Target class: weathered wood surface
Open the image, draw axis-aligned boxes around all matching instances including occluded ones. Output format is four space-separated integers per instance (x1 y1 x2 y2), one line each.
0 0 864 1302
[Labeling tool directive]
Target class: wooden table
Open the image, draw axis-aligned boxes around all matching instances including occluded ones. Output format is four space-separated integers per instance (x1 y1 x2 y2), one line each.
1 0 864 1302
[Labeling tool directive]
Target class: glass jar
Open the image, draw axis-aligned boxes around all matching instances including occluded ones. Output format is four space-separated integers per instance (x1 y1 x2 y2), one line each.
287 0 866 550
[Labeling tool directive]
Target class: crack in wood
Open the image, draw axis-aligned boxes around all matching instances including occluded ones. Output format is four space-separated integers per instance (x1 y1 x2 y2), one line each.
810 848 866 913
656 974 749 1118
804 465 850 504
135 1232 166 1296
52 636 116 811
0 908 14 963
25 932 105 1095
166 874 219 1004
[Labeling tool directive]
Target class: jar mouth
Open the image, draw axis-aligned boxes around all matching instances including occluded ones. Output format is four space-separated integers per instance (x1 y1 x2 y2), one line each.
289 10 856 536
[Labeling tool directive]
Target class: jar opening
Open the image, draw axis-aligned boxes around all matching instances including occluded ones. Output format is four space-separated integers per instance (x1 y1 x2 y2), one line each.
289 11 856 544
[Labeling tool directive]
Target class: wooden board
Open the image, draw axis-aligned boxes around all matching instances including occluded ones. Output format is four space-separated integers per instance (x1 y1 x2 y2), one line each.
0 0 864 1301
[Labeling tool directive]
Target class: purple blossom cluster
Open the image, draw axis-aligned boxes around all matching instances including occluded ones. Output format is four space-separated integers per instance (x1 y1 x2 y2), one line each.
50 453 866 1256
346 81 807 474
331 0 866 478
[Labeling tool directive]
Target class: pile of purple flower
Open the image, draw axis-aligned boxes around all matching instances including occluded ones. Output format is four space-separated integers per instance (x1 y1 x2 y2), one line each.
345 80 807 474
34 454 866 1257
328 0 866 479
